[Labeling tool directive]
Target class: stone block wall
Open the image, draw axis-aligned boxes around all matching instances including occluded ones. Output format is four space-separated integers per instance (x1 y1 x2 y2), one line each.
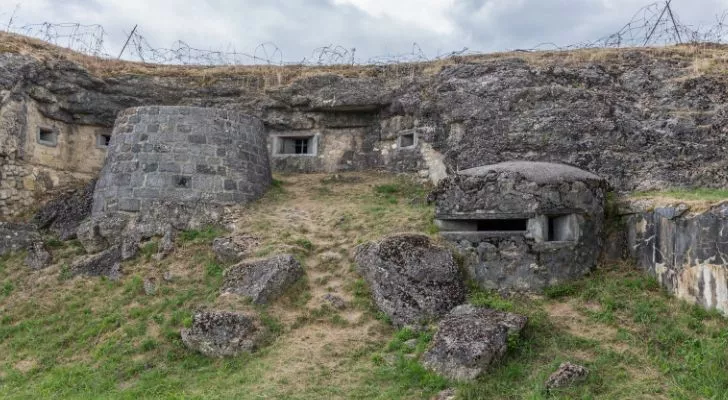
92 106 271 218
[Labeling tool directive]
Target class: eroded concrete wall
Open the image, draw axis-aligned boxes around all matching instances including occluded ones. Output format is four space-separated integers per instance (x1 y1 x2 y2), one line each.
0 97 108 217
612 202 728 315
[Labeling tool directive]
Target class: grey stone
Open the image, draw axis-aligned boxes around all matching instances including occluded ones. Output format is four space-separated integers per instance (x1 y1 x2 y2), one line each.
322 293 347 310
153 229 175 261
212 235 259 264
0 222 41 256
70 245 123 278
222 254 304 304
180 311 264 357
545 362 589 390
121 236 140 261
422 304 528 381
24 242 52 270
143 277 157 296
33 179 95 240
354 234 466 328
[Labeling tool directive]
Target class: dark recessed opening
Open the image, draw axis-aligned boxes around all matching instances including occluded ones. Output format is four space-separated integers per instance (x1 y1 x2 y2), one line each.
399 133 415 148
548 217 555 241
97 134 111 147
476 219 528 232
175 176 191 189
279 136 314 155
38 127 57 146
547 215 577 241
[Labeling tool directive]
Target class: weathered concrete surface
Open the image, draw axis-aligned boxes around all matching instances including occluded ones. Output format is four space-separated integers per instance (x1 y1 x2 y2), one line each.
3 41 728 215
180 311 264 358
354 234 466 328
614 201 728 315
221 255 304 304
431 162 607 291
422 304 527 381
0 222 40 256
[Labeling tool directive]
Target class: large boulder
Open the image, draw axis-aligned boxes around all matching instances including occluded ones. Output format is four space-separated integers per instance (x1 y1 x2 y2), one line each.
354 234 466 327
181 311 264 357
0 222 41 256
69 245 122 279
422 304 528 381
221 255 304 304
33 179 95 240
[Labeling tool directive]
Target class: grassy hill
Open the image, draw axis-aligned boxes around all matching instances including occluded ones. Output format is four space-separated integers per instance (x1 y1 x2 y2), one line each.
1 173 727 399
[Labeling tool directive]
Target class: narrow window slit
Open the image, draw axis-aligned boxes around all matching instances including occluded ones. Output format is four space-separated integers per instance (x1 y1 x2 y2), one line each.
476 219 528 232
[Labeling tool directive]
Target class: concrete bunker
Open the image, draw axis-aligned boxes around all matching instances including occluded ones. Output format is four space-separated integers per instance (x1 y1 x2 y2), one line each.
91 106 271 225
431 161 607 291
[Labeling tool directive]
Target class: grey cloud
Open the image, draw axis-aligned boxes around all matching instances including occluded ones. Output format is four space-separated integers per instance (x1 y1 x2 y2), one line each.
3 0 728 63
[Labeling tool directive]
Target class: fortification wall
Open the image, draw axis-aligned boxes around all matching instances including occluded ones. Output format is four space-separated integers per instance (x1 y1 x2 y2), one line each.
2 46 728 217
0 94 109 217
92 106 270 217
606 201 728 316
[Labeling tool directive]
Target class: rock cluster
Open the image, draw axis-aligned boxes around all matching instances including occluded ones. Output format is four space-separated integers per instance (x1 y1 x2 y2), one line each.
422 304 528 381
354 234 466 328
33 179 95 240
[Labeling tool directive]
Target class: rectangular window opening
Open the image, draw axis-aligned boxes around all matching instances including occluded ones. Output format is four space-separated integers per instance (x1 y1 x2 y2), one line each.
38 127 57 146
547 215 577 242
97 133 111 148
278 136 314 155
399 133 415 148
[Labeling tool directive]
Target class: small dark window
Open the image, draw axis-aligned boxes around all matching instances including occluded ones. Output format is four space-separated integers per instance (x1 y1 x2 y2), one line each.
38 127 57 146
547 215 577 241
476 219 528 232
279 136 314 155
97 134 111 148
175 176 191 189
399 133 415 148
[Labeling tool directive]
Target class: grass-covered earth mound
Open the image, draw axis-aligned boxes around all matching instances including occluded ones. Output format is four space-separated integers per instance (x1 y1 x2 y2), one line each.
1 173 727 399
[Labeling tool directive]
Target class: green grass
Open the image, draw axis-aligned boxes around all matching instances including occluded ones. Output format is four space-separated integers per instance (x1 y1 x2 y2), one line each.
2 174 728 399
632 187 728 202
177 227 226 244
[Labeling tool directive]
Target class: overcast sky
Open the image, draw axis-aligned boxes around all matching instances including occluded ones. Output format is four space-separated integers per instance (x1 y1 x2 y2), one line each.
2 0 728 63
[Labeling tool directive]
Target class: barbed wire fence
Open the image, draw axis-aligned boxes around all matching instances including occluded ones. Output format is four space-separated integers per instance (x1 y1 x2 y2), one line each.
2 1 728 67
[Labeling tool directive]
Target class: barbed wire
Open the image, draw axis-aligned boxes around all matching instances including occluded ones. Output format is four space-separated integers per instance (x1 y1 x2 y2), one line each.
3 1 728 67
